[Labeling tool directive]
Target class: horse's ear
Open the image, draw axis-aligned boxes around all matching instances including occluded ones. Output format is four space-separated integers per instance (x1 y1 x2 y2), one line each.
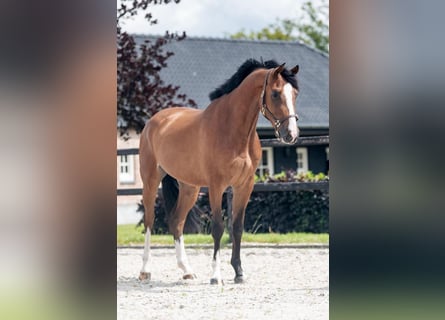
291 65 299 75
273 63 286 78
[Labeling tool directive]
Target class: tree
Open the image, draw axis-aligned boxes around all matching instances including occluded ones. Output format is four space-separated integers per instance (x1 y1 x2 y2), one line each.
117 0 196 138
230 19 297 41
230 0 329 53
295 1 329 53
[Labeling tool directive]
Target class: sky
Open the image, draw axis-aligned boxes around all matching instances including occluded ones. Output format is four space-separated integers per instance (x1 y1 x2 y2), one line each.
118 0 326 38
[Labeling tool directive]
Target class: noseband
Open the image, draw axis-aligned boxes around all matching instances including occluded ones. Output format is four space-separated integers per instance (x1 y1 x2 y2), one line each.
259 70 299 139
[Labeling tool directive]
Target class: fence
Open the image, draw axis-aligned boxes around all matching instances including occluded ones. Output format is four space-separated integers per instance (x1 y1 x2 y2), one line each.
117 136 329 234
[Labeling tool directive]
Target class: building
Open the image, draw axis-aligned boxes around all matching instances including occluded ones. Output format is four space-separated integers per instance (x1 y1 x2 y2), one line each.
117 36 329 224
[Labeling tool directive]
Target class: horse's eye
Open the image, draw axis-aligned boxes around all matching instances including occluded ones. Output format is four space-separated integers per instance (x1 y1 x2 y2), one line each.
271 91 280 99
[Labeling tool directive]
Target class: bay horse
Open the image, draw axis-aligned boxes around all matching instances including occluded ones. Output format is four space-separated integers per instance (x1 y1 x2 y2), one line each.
138 59 300 284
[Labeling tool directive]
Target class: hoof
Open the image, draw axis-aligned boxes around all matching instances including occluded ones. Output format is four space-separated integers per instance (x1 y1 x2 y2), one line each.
234 275 244 284
210 278 224 285
183 274 197 280
139 272 151 281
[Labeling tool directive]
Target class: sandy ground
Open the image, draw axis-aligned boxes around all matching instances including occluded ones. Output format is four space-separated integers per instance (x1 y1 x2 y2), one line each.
117 246 329 320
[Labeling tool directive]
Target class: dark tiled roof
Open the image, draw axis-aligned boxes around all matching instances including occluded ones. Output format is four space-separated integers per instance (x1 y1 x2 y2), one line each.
133 36 328 129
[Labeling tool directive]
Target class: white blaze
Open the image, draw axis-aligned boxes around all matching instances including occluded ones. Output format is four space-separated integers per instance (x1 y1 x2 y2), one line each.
283 83 298 138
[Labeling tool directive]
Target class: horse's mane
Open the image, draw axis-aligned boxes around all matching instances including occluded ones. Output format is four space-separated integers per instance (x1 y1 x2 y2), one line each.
209 58 299 101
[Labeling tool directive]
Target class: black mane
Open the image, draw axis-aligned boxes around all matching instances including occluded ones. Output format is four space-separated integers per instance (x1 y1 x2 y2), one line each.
209 58 299 101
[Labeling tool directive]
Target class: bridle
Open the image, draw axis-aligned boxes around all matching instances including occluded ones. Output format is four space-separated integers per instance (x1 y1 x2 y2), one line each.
259 70 299 139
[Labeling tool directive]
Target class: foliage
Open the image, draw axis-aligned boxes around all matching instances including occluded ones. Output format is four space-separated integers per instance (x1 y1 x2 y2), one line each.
117 0 196 138
117 0 181 21
295 1 329 53
255 169 328 183
230 0 329 53
230 19 297 41
247 170 329 233
245 189 329 234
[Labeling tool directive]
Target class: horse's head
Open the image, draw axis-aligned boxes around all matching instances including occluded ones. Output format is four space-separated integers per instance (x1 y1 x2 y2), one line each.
260 63 300 144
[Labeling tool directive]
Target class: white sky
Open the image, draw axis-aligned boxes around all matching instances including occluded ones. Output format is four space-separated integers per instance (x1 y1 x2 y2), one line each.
118 0 326 38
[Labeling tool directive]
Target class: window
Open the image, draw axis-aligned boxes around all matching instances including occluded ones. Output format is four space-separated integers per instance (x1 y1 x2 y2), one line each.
296 147 308 173
119 154 135 183
256 147 274 177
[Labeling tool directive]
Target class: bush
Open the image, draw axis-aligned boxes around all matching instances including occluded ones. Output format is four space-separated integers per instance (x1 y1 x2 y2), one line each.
246 170 329 233
244 189 329 233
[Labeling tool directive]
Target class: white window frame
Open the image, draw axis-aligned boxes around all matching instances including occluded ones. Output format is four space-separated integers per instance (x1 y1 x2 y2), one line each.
257 147 274 177
119 154 135 184
296 147 309 173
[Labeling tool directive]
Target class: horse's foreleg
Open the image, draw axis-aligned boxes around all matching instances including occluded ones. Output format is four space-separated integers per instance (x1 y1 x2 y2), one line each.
231 178 255 283
209 187 225 285
169 183 200 279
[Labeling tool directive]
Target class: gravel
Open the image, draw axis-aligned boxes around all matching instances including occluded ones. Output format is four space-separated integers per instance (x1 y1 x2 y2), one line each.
117 246 329 320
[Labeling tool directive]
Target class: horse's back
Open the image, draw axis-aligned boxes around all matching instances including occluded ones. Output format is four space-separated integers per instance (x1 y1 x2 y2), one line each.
142 106 194 125
141 107 201 142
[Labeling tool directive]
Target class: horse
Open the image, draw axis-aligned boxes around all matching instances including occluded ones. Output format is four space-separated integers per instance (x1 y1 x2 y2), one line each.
138 58 300 284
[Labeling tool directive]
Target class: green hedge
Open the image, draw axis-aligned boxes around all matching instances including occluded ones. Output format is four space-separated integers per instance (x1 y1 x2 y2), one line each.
244 189 329 233
246 170 329 233
138 171 329 234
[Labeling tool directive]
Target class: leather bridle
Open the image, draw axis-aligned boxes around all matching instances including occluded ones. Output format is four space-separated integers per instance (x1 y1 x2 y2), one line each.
259 70 299 139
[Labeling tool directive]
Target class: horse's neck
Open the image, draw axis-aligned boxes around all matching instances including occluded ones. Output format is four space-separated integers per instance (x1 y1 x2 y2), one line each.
208 69 266 149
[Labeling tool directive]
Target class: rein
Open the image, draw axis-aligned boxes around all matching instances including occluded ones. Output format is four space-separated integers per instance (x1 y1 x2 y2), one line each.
259 70 299 139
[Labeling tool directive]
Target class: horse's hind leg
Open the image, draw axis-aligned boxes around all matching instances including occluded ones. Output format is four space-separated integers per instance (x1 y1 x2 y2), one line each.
138 161 163 281
169 182 200 279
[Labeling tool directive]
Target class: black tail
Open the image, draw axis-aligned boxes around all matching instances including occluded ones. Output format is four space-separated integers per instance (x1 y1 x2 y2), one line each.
162 174 204 234
161 174 180 220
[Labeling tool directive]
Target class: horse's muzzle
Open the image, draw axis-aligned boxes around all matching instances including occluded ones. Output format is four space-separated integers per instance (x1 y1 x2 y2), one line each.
282 133 298 144
276 126 299 145
280 134 298 144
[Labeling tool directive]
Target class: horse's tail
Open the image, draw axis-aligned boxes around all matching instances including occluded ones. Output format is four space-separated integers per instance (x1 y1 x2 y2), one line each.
161 174 204 234
161 174 179 219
